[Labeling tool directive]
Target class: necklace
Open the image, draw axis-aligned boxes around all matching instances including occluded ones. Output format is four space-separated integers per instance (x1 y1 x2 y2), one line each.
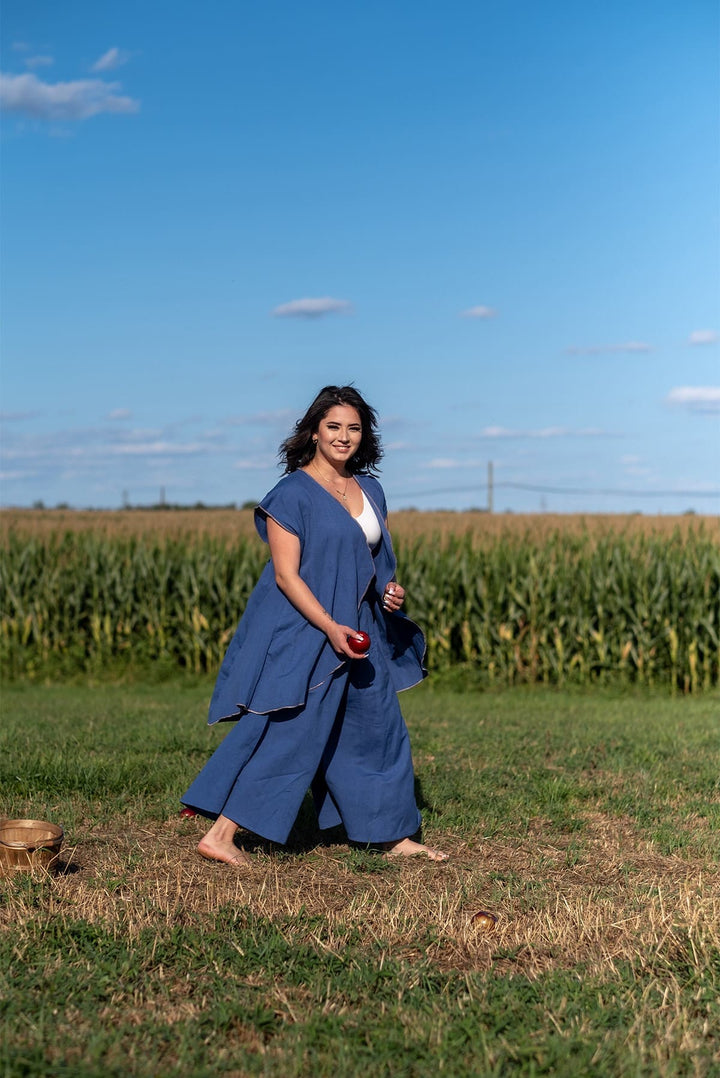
311 460 350 503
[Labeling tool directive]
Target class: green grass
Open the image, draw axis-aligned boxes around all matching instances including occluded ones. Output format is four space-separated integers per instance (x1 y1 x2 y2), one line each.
1 682 719 1077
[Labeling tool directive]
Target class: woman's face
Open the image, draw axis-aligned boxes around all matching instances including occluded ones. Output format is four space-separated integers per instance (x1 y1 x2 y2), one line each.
314 404 362 469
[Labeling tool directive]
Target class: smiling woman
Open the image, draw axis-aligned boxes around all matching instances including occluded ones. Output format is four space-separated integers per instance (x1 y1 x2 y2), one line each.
181 386 448 866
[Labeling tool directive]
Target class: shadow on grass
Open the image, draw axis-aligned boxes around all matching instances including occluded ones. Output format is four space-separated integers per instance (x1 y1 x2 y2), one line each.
234 778 435 863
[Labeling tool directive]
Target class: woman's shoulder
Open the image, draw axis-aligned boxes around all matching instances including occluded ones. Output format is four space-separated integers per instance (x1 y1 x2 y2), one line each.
356 472 384 495
259 470 315 504
356 473 386 510
255 471 316 541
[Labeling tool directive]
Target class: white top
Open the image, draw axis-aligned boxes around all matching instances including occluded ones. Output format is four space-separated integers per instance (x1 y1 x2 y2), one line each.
354 491 382 548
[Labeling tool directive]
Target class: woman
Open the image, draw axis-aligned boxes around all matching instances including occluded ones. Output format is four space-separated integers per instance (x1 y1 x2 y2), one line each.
181 385 447 865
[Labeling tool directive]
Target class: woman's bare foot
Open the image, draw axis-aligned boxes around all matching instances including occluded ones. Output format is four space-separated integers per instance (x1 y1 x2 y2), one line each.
197 813 252 867
382 838 449 862
197 836 252 867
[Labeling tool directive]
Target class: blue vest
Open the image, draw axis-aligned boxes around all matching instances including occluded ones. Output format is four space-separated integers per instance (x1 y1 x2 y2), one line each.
207 471 426 723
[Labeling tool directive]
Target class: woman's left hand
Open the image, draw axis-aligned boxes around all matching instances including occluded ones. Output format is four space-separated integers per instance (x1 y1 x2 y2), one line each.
382 581 405 613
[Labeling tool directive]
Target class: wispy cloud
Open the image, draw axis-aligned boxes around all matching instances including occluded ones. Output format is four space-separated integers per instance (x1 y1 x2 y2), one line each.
426 458 464 469
108 408 132 421
109 441 210 457
1 423 221 466
0 418 282 504
225 409 294 426
566 341 652 356
271 297 353 318
91 47 131 73
0 470 38 482
479 426 613 439
233 455 277 470
0 411 42 422
0 72 139 121
688 329 718 346
666 386 720 413
25 55 54 70
460 305 497 319
620 454 652 478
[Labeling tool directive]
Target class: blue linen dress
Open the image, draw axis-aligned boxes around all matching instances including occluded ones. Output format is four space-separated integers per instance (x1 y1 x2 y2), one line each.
181 470 426 844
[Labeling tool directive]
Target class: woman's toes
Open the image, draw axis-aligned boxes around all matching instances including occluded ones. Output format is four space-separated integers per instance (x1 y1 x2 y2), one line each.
197 839 252 867
383 838 449 861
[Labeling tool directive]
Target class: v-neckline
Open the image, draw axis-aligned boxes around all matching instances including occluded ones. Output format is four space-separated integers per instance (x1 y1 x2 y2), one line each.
300 468 366 517
301 469 377 528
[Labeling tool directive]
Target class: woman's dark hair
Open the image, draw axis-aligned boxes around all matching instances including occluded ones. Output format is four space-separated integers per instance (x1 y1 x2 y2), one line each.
280 385 383 474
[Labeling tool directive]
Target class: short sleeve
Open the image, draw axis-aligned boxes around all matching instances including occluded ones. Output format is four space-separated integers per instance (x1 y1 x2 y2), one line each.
254 476 306 545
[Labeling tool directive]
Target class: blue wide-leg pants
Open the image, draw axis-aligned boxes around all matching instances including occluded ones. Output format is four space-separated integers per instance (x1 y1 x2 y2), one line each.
181 626 421 845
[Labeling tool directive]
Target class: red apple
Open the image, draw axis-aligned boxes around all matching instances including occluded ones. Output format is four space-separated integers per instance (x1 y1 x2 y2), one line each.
347 631 371 654
179 807 198 818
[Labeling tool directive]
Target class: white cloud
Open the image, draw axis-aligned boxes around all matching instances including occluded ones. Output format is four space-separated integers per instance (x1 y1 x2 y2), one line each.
0 411 41 421
0 72 139 121
620 455 652 477
0 470 37 481
460 305 497 319
0 424 221 469
688 329 718 346
666 386 720 413
91 48 131 73
271 297 353 318
623 465 652 477
226 409 293 426
426 458 461 469
479 426 613 439
25 55 54 69
233 456 277 470
108 408 132 420
566 341 653 356
109 441 208 456
12 42 30 52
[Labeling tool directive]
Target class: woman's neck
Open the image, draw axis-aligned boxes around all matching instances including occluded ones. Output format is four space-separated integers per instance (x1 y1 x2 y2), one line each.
311 458 349 482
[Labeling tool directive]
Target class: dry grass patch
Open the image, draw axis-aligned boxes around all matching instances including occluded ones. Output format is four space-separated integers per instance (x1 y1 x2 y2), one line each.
4 812 717 986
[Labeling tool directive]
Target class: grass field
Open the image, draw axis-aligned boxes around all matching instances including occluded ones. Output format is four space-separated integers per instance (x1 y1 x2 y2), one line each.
1 681 718 1077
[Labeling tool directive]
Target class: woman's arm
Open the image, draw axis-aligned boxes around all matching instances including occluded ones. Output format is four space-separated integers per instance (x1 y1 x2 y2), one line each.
267 517 366 659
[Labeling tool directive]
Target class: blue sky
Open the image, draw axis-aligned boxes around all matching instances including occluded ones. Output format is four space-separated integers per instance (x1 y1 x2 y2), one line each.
1 0 718 513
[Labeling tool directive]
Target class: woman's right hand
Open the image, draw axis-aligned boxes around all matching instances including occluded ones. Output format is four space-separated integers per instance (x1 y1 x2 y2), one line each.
326 621 369 659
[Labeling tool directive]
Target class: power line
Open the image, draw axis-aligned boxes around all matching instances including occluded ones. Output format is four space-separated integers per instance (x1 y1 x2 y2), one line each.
389 481 720 500
501 482 720 498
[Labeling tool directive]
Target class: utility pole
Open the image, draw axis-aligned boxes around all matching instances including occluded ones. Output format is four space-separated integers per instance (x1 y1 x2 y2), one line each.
487 461 494 514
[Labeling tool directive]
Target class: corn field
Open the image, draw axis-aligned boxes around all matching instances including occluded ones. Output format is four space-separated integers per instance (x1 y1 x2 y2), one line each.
1 526 718 690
